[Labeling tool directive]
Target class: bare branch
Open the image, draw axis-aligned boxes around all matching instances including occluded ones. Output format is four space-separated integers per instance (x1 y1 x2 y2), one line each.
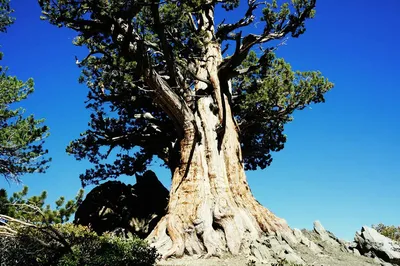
219 0 316 78
0 214 37 228
187 12 198 31
0 231 15 237
216 0 258 42
0 225 17 235
1 206 72 251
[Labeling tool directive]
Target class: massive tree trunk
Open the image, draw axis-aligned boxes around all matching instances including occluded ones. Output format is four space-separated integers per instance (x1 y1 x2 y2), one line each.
146 7 291 259
147 98 291 258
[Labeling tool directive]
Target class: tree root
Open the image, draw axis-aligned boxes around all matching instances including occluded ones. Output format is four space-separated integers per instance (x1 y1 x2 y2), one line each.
146 204 299 261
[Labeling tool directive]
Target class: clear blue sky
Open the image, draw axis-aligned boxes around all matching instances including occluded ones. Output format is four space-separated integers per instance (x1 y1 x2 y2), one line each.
0 0 399 241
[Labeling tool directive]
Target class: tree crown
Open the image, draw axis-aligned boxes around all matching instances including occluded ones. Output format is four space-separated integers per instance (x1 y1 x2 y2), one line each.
39 0 333 185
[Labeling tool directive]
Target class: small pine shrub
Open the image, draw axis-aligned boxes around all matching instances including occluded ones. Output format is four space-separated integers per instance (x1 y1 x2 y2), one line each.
0 223 158 266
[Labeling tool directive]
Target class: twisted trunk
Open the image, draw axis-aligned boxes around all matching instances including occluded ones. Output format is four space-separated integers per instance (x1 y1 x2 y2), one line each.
147 10 290 257
147 79 290 258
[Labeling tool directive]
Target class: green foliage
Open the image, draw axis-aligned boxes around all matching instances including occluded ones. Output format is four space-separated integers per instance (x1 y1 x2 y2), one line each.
54 224 158 266
261 0 316 38
0 186 83 224
39 0 332 185
373 223 400 242
0 187 157 265
0 0 14 32
0 1 50 183
0 224 158 266
234 50 333 169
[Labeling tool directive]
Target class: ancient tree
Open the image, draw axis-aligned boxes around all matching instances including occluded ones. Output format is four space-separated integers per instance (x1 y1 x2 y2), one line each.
39 0 333 258
0 0 50 183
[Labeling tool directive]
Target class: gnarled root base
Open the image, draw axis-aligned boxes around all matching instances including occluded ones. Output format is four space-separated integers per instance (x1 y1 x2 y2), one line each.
149 220 366 266
147 210 332 266
146 200 302 262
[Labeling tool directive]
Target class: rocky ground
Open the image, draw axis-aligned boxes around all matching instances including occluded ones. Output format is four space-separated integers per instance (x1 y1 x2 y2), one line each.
156 221 400 266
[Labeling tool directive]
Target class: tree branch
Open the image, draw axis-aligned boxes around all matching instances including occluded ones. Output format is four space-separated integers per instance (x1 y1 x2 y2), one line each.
216 0 258 42
151 1 179 88
144 69 194 131
1 204 72 251
218 0 316 77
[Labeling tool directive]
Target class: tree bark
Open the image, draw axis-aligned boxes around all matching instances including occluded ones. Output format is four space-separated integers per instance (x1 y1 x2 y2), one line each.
146 7 291 259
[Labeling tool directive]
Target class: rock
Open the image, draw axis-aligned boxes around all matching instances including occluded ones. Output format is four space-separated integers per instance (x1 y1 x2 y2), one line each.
268 237 286 255
349 241 358 249
249 237 275 260
353 248 361 256
313 221 341 247
293 228 322 254
74 170 169 238
314 220 336 243
251 246 263 261
355 226 400 265
293 228 303 240
374 256 393 266
262 236 306 265
312 220 353 253
281 230 299 246
250 242 271 262
314 220 328 237
246 256 258 265
281 251 305 265
308 241 323 254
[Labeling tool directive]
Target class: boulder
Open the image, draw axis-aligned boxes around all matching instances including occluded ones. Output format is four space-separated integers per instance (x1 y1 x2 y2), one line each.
355 226 400 265
313 220 341 247
314 220 328 238
353 248 361 256
74 170 169 238
293 228 322 254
